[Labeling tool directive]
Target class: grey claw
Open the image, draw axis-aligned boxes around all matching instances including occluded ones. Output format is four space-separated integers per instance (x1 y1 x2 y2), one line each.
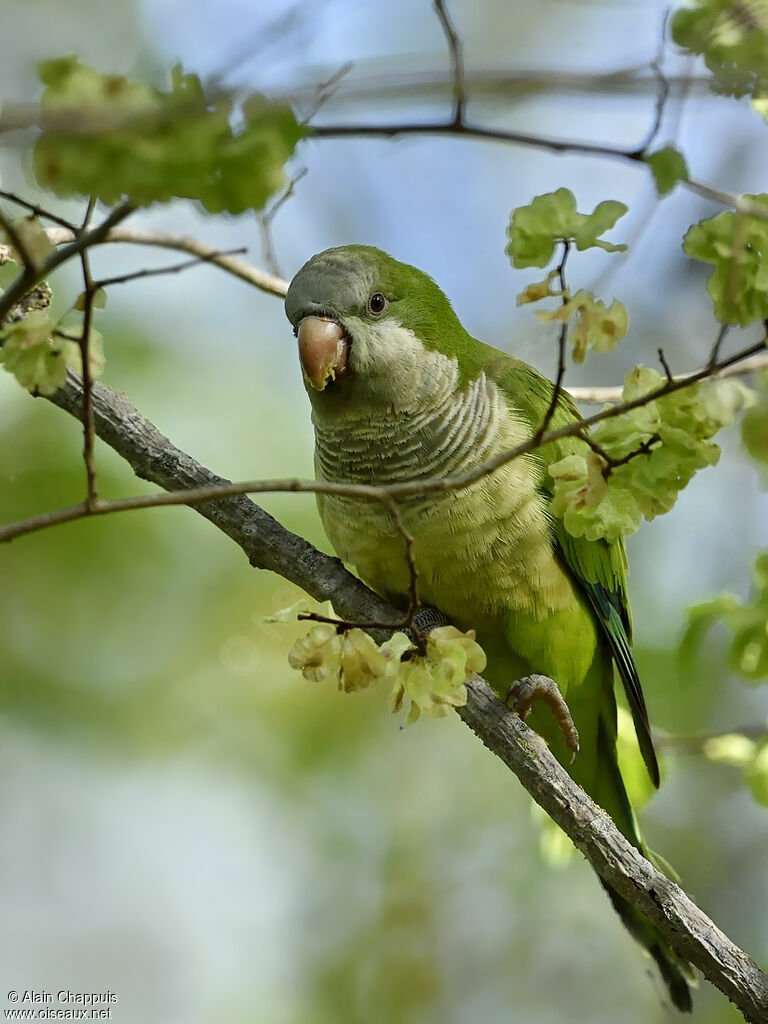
505 673 580 759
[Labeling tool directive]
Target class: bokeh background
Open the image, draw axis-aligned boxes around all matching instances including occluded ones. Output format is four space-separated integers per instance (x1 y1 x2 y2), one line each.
0 1 767 1021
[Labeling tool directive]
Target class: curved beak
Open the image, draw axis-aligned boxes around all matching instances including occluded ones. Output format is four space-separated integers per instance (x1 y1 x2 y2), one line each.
297 316 350 391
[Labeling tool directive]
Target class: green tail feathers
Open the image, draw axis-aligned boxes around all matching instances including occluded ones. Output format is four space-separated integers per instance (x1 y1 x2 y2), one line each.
594 713 695 1013
603 885 695 1013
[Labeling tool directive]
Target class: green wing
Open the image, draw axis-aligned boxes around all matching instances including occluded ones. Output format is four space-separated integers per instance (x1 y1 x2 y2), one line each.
486 349 660 787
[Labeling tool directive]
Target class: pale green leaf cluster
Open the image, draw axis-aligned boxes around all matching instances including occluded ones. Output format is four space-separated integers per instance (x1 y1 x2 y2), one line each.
702 733 768 807
33 58 306 213
272 603 486 725
672 0 768 110
388 626 486 724
683 194 768 324
684 552 768 682
534 289 629 364
643 147 690 196
506 188 627 269
549 368 754 540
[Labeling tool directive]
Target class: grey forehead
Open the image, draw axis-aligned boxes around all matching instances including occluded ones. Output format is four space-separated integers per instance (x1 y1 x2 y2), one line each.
284 250 374 324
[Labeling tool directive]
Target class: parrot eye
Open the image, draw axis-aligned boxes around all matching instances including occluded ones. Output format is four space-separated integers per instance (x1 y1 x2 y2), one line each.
367 292 388 316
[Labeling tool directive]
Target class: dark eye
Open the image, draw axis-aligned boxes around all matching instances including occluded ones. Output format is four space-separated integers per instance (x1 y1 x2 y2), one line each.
368 292 387 315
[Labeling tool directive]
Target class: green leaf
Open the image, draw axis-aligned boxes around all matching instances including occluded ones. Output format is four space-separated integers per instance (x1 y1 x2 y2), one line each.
644 147 689 196
683 196 768 325
506 189 627 269
571 200 628 252
33 58 307 214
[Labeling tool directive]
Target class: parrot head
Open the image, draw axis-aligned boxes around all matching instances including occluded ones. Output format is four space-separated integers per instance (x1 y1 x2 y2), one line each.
285 245 476 407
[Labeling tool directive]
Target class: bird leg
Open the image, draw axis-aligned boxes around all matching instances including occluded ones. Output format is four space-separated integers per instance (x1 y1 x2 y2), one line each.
408 605 450 636
505 674 580 762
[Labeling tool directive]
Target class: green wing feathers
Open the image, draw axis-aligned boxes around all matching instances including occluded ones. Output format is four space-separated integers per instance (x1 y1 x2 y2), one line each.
488 351 660 786
556 525 660 787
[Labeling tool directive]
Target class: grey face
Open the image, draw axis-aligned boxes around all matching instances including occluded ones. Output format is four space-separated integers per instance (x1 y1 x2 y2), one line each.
285 249 375 328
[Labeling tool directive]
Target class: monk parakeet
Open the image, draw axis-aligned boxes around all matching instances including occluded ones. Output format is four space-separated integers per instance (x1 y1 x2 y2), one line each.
285 244 693 1012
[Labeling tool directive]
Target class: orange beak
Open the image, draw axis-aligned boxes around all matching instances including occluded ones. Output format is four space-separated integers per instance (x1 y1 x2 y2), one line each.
297 316 350 391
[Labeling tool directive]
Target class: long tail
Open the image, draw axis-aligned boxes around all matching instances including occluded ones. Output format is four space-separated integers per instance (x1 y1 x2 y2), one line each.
587 705 695 1013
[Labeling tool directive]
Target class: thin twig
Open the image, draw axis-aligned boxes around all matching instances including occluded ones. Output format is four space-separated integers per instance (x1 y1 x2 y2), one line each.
81 196 96 230
433 0 466 126
658 346 674 383
78 246 98 507
94 247 248 290
301 62 354 123
533 241 571 441
258 168 307 278
0 189 80 233
311 118 749 212
707 323 730 369
581 431 661 477
382 494 420 632
39 225 287 297
630 8 671 156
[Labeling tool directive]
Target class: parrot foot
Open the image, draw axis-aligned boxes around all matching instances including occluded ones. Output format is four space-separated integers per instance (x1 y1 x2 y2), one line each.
505 674 580 762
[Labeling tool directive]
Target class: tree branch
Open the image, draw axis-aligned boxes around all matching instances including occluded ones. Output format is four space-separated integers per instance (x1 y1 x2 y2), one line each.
35 370 768 1020
41 225 287 297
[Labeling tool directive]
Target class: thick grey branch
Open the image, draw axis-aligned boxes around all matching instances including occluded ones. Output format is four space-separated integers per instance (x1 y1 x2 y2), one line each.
41 371 768 1021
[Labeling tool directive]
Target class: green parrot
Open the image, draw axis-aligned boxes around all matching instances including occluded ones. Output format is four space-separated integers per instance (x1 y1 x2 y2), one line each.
285 244 693 1012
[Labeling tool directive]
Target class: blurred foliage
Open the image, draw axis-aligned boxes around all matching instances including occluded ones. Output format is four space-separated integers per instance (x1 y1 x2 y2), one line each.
34 58 306 212
702 733 768 807
672 0 768 107
683 551 768 686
